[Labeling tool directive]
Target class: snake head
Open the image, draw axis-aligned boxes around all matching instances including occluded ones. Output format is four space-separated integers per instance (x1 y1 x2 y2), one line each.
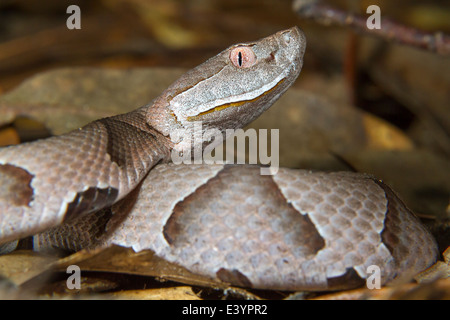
147 27 307 155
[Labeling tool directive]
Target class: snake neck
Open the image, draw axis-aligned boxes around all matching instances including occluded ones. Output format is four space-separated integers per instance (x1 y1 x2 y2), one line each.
94 106 173 180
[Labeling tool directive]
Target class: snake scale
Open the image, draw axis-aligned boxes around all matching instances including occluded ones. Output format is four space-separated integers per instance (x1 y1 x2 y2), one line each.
0 27 438 291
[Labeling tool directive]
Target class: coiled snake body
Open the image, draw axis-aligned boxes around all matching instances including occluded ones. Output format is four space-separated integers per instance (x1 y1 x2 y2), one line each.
0 27 438 291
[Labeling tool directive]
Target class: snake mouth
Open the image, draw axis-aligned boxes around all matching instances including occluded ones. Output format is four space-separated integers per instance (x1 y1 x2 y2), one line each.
186 77 286 122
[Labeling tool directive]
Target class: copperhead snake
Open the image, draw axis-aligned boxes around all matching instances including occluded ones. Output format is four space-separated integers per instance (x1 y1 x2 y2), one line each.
0 27 438 291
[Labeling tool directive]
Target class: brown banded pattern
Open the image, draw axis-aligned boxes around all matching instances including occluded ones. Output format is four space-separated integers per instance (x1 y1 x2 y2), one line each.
32 164 438 291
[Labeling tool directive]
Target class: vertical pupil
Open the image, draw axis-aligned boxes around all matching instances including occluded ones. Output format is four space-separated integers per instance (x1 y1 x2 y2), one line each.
238 51 243 66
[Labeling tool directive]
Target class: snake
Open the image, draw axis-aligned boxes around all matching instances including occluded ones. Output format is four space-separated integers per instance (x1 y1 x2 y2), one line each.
0 27 438 291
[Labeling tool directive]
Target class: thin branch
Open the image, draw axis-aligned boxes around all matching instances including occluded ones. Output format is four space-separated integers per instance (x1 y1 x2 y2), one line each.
293 0 450 56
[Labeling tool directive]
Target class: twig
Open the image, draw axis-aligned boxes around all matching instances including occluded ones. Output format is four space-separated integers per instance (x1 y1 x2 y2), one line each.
293 0 450 56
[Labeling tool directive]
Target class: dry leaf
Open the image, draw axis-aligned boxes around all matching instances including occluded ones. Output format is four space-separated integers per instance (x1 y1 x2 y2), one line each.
0 250 59 286
415 246 450 283
0 68 184 135
110 286 201 300
49 246 229 290
310 278 450 300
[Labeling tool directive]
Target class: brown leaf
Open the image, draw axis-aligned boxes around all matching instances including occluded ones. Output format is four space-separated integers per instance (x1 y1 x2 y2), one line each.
0 68 184 135
0 250 59 286
309 278 450 300
50 246 229 290
110 286 201 300
415 246 450 283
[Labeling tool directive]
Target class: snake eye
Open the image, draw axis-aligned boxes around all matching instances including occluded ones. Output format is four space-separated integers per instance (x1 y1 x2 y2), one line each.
229 46 256 68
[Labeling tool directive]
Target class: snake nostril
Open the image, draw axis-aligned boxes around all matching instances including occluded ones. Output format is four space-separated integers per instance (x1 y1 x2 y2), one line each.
266 52 276 62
